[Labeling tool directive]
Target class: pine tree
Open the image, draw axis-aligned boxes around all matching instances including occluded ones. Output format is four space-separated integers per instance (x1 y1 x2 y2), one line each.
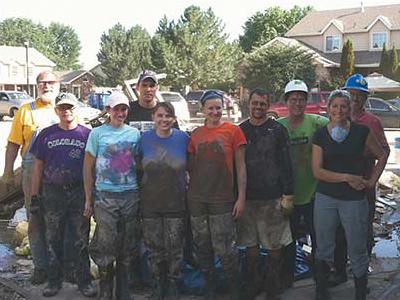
389 45 399 80
339 39 355 84
379 43 391 77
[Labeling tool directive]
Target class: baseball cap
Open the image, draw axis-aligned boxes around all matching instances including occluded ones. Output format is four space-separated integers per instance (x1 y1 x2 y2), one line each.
108 91 130 108
138 70 158 84
200 90 224 105
55 93 78 108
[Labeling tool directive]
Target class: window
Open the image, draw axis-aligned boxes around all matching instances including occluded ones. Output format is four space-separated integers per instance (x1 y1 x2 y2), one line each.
12 66 18 76
369 98 389 110
326 36 340 52
372 32 387 49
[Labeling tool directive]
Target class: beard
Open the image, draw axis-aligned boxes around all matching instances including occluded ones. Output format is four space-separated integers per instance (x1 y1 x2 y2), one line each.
40 91 58 103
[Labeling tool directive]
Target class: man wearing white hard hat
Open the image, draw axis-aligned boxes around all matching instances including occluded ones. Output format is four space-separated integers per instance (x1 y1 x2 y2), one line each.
278 80 328 287
84 91 141 299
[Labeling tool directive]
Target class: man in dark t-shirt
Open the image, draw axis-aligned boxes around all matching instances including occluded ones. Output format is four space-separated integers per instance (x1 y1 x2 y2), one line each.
127 70 159 122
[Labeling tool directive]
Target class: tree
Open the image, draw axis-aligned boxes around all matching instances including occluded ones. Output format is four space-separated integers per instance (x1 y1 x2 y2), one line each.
379 43 391 77
237 44 315 98
0 18 82 70
389 45 399 80
97 23 152 86
47 23 81 70
152 6 243 90
339 39 355 84
239 6 313 52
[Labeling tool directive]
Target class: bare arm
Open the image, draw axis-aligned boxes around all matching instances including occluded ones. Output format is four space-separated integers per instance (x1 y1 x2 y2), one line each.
3 142 19 176
364 131 387 188
30 158 44 196
312 144 365 190
83 152 96 218
232 145 246 219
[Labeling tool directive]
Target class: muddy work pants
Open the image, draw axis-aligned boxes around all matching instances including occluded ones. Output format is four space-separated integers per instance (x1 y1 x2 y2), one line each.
42 183 92 287
189 202 238 280
142 215 185 278
89 190 140 270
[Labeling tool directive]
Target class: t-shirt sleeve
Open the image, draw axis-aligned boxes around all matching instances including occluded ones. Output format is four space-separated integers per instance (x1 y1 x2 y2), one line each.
85 129 99 157
30 130 46 161
232 125 247 151
7 107 25 146
312 127 324 147
316 115 329 127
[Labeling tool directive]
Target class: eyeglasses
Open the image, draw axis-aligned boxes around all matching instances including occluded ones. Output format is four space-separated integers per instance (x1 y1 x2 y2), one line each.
56 105 75 111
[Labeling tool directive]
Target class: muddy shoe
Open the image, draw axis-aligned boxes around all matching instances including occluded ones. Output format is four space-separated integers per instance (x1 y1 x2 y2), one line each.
31 268 47 285
42 282 61 297
79 282 97 297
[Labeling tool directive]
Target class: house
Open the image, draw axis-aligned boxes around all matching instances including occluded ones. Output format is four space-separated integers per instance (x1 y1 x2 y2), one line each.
0 45 55 97
284 3 400 79
56 70 94 101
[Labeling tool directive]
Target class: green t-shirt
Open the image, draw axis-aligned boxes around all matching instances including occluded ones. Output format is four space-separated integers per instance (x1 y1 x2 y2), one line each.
278 114 329 205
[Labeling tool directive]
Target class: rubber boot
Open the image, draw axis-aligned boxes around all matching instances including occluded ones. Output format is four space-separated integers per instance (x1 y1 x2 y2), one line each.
98 264 114 300
116 260 134 300
245 247 261 300
314 260 331 300
354 273 368 300
203 269 217 300
264 254 283 299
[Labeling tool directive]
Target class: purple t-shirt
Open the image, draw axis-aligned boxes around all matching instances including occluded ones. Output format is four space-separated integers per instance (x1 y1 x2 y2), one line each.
31 124 91 185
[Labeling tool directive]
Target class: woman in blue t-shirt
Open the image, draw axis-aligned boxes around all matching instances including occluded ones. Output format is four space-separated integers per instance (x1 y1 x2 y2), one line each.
137 102 189 299
311 90 386 300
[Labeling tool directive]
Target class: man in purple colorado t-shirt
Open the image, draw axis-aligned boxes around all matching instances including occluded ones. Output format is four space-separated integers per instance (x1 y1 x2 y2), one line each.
30 93 96 298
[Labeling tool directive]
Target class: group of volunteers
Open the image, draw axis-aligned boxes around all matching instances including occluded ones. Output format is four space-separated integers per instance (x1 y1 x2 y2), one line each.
1 69 388 300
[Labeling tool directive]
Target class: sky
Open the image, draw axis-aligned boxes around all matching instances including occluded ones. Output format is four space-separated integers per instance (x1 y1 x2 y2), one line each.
1 0 399 69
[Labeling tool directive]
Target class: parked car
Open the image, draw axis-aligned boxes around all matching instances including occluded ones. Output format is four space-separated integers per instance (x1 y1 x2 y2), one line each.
0 91 33 120
387 98 400 109
365 97 400 128
185 90 204 117
267 91 330 119
158 91 190 121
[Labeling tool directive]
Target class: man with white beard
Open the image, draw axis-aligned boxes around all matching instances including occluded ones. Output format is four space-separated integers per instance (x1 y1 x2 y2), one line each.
2 71 61 284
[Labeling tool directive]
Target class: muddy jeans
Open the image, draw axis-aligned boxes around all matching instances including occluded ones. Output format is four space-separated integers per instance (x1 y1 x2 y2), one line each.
189 202 237 280
314 193 369 278
90 190 140 269
42 183 91 286
22 160 48 272
142 216 185 278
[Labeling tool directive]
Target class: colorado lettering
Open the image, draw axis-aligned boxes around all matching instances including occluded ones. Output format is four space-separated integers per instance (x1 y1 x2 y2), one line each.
47 138 86 149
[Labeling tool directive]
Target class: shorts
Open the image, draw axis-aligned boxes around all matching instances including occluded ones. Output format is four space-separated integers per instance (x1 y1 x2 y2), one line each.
236 198 292 250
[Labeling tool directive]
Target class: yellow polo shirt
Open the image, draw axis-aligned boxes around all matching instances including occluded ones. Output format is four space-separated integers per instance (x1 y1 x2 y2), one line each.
8 99 58 156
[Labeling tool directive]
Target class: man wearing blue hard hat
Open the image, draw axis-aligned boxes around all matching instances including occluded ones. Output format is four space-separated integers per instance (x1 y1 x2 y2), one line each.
328 74 390 291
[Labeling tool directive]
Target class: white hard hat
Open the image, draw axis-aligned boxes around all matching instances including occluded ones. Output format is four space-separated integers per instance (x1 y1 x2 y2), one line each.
284 80 308 95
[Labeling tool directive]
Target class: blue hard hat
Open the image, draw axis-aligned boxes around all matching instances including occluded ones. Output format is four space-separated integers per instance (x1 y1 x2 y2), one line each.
342 73 368 93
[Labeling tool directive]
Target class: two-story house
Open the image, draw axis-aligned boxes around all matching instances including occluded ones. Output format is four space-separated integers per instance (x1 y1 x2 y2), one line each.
282 4 400 82
0 45 55 97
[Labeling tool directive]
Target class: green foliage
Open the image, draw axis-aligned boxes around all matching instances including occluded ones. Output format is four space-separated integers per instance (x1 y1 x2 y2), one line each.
239 6 313 52
97 23 152 86
389 45 399 81
151 6 243 90
0 18 81 70
47 23 81 70
379 43 391 77
237 44 315 97
339 39 355 85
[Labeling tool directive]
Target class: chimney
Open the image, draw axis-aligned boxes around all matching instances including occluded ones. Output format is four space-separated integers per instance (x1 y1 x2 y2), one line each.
360 2 365 13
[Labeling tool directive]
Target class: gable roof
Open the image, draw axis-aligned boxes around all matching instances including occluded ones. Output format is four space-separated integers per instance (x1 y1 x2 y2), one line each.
0 45 55 66
262 37 400 68
57 70 93 84
286 4 400 37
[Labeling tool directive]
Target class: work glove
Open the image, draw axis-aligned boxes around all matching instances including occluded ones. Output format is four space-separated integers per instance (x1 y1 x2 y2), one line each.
2 172 15 189
30 195 44 215
281 195 294 218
